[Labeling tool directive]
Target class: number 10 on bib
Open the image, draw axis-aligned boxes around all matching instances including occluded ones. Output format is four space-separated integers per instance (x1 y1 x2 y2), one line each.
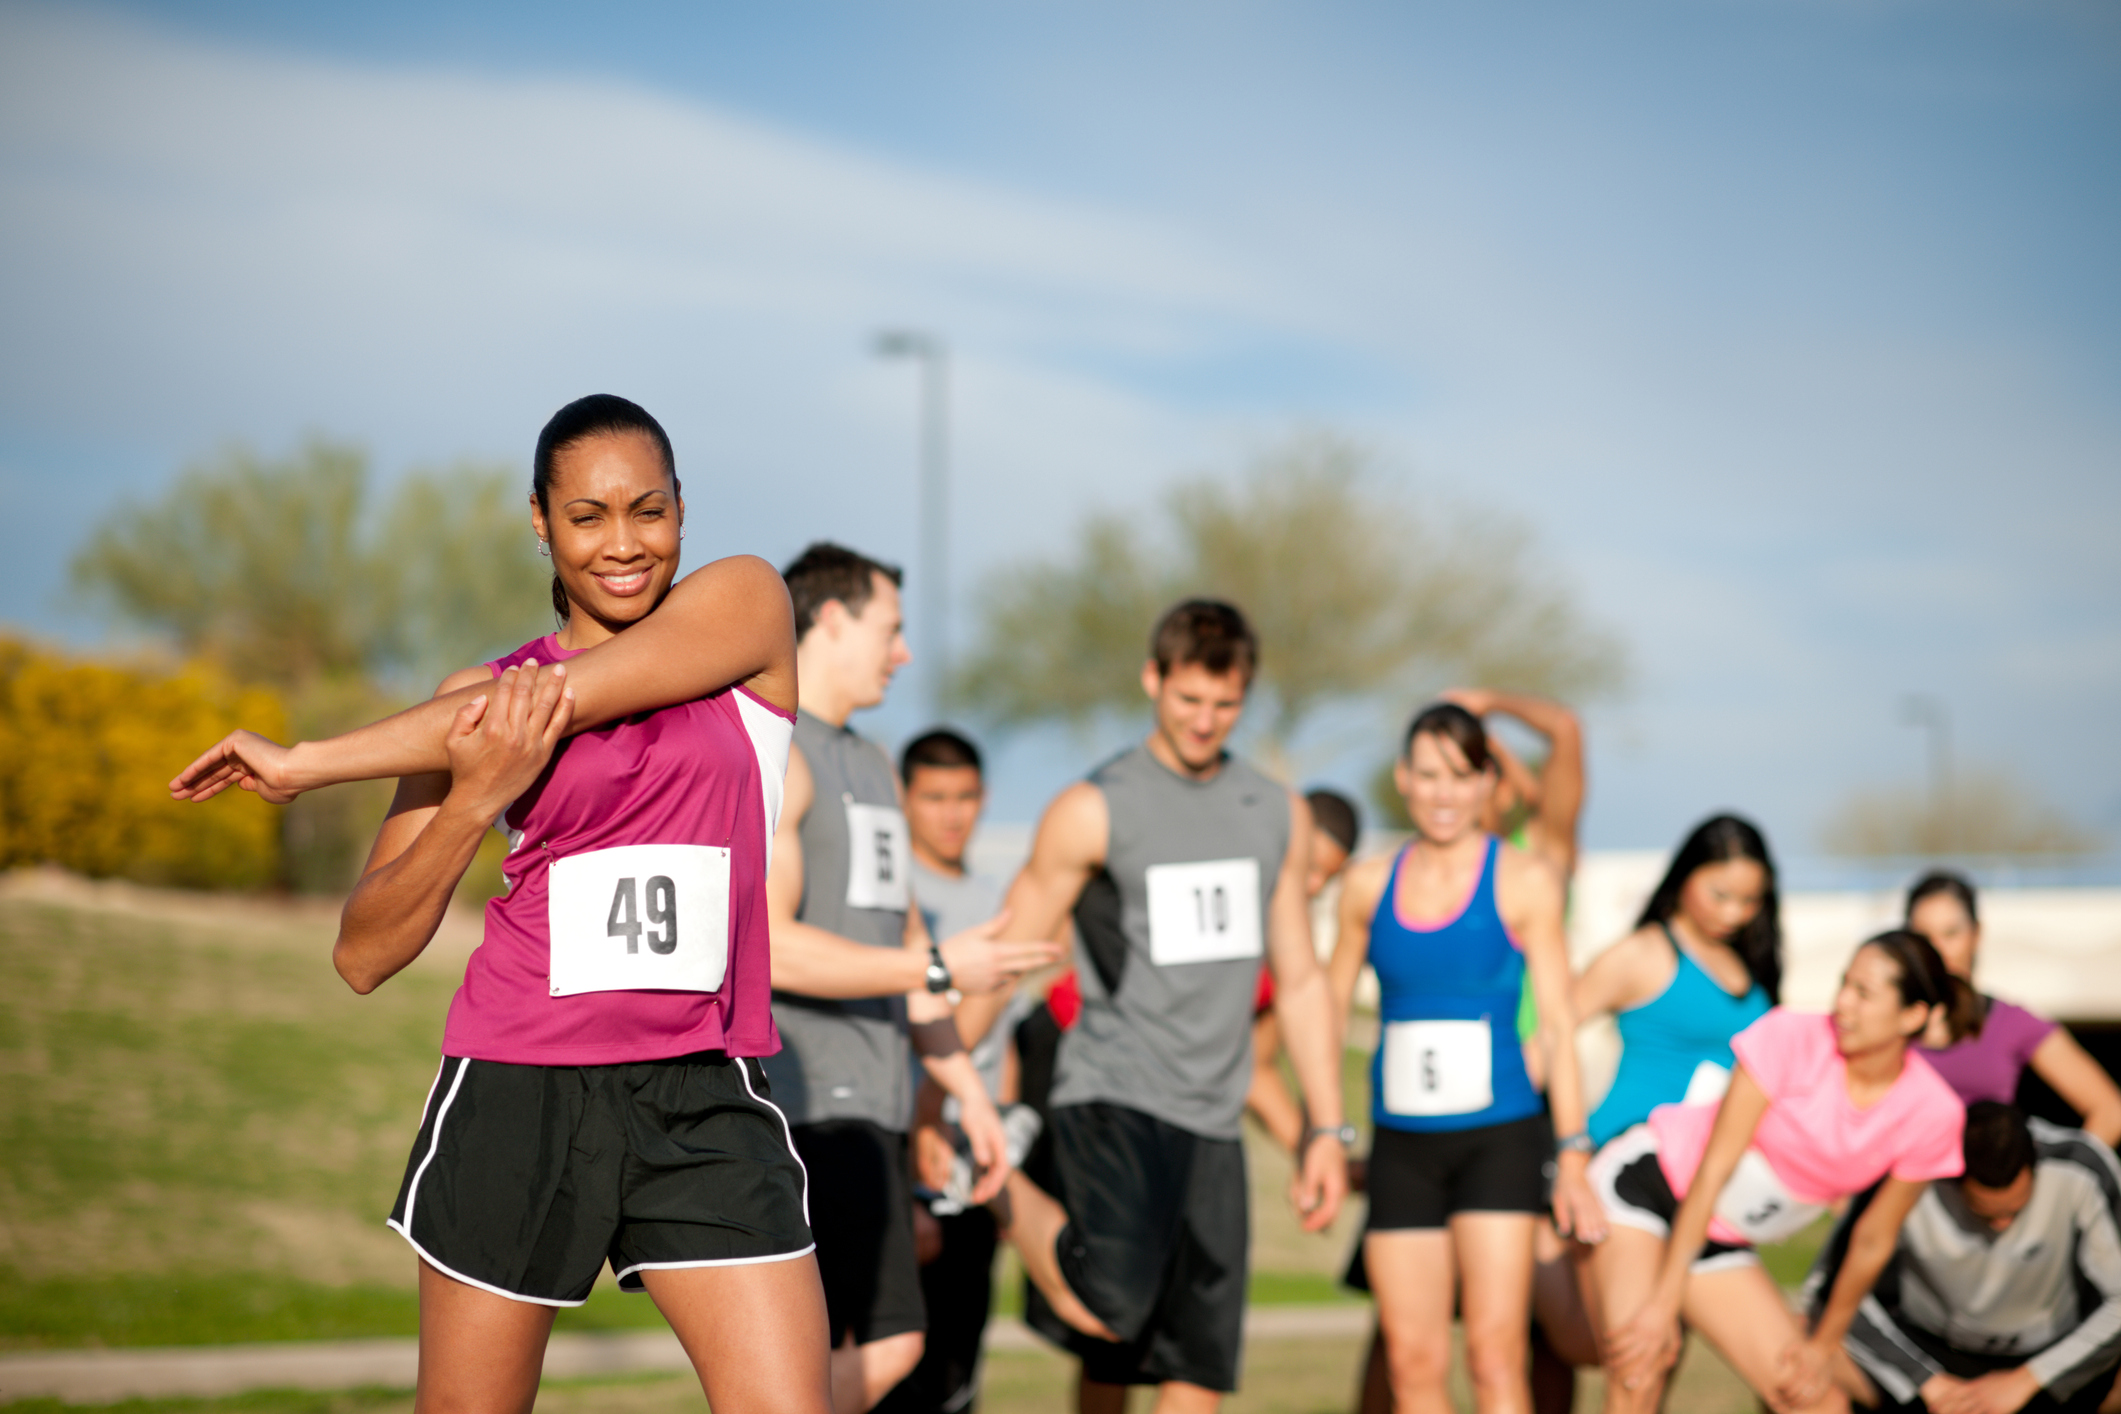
548 844 731 997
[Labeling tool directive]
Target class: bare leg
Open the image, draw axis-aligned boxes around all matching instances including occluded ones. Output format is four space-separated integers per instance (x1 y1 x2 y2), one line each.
1367 1229 1459 1414
827 1329 925 1414
1589 1227 1676 1414
413 1258 554 1414
1681 1264 1849 1414
1454 1214 1537 1414
1079 1373 1130 1414
641 1256 833 1414
1000 1168 1120 1340
1153 1380 1222 1414
1534 1223 1600 1368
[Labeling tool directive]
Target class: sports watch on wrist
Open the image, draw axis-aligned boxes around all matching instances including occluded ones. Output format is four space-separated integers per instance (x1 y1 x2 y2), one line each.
1302 1123 1359 1153
924 945 953 994
1556 1130 1594 1156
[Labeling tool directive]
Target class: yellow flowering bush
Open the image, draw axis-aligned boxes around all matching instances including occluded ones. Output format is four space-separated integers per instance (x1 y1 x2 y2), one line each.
0 638 285 888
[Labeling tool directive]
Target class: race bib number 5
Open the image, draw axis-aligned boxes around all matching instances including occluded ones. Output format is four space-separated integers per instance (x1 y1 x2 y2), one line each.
548 844 731 997
843 801 911 912
1145 858 1263 965
1382 1018 1495 1116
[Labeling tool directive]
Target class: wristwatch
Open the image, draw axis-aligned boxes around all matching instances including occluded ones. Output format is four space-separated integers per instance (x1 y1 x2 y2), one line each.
1556 1131 1594 1156
924 945 952 994
1302 1123 1359 1153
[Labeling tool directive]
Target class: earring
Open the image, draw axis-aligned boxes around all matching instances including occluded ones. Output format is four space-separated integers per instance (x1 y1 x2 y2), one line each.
537 539 551 558
679 527 686 541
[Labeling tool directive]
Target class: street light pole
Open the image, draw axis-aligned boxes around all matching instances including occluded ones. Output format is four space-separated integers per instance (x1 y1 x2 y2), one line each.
873 330 950 716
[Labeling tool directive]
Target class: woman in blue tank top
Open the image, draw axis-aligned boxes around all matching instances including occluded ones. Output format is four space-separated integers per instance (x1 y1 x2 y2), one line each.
1329 703 1605 1414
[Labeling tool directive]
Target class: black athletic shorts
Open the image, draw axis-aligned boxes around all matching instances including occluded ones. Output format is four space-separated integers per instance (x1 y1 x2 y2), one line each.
793 1119 926 1346
873 1207 998 1414
1025 1101 1248 1392
388 1051 812 1305
1365 1112 1552 1231
1586 1123 1753 1273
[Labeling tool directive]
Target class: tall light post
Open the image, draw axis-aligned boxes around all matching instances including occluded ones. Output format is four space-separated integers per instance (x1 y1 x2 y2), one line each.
1902 694 1954 852
873 329 950 716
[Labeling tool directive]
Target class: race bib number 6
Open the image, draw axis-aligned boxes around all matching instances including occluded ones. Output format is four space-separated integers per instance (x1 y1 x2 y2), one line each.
1382 1018 1495 1116
1145 858 1263 965
548 844 731 997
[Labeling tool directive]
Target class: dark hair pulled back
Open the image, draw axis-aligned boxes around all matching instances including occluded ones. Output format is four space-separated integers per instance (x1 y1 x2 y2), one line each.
1401 701 1492 772
533 395 677 623
1860 927 1974 1043
1636 814 1783 1004
1904 869 1987 1038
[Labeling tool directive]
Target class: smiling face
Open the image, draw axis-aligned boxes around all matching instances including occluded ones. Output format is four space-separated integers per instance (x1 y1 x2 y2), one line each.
1676 858 1769 944
531 429 682 645
1832 943 1933 1059
1394 729 1495 847
1141 660 1249 775
1910 892 1980 982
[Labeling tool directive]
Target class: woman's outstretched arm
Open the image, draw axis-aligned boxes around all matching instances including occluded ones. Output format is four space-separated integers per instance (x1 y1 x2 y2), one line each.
172 554 793 803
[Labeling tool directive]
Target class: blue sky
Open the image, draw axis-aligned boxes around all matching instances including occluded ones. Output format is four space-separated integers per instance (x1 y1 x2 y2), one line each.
2 0 2116 858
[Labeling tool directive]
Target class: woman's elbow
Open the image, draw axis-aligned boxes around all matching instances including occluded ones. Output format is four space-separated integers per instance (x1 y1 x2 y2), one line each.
332 940 385 995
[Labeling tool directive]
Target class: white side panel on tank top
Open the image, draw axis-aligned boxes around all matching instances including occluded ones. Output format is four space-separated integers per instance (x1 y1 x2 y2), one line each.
734 691 795 876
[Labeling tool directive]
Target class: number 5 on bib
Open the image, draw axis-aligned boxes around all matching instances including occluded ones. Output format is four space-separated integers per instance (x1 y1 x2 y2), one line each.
548 844 731 997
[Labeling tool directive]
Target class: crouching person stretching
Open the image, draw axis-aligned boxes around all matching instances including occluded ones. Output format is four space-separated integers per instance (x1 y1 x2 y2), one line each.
1813 1102 2121 1414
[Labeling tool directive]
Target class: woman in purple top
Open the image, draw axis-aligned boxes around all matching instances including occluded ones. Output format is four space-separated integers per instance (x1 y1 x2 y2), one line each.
1908 871 2121 1145
170 397 834 1414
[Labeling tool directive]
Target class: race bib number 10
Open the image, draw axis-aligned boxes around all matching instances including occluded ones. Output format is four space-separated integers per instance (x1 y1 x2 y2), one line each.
548 844 731 997
843 801 911 912
1145 858 1263 965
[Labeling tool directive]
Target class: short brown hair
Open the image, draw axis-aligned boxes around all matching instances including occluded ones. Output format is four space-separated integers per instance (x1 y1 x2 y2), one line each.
782 542 903 640
1149 599 1258 685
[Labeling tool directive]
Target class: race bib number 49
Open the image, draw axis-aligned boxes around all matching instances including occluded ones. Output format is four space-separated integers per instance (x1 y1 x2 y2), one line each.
1145 858 1263 965
1381 1018 1495 1117
843 801 911 912
548 844 731 997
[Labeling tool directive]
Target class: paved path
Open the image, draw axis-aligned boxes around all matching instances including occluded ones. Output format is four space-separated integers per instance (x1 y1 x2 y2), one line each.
0 1306 1372 1404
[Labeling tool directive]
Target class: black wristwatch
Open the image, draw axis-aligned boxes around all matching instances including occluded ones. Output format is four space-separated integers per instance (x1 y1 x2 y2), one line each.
1302 1123 1358 1154
924 945 952 994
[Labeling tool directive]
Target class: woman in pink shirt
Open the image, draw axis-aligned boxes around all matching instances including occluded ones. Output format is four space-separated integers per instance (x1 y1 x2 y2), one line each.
1587 930 1968 1414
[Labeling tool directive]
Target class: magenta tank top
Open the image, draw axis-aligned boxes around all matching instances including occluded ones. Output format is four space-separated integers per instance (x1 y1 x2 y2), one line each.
440 634 795 1066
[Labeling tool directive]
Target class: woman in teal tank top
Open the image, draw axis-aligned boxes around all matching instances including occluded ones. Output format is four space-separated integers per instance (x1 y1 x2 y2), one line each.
1329 704 1605 1414
1577 815 1781 1146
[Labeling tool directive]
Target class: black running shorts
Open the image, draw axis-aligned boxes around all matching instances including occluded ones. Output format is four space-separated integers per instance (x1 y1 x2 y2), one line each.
1026 1101 1248 1392
388 1051 812 1305
1585 1123 1754 1274
1364 1112 1553 1231
792 1119 926 1347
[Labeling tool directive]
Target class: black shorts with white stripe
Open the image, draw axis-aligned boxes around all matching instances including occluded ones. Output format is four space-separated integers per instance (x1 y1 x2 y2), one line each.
388 1050 813 1306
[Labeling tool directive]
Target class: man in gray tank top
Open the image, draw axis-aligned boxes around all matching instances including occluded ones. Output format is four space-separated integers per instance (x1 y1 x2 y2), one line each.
762 544 1062 1414
996 599 1352 1411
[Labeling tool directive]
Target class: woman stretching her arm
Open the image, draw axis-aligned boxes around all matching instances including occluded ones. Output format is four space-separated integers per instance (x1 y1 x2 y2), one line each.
171 397 856 1414
1591 931 1968 1414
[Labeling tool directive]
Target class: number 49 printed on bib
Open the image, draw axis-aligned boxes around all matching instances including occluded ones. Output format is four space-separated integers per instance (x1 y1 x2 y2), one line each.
548 844 731 997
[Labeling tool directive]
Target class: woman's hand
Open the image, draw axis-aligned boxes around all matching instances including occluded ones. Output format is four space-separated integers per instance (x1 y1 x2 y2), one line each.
1551 1151 1609 1243
1604 1295 1682 1392
1771 1336 1836 1412
443 661 574 819
169 730 303 804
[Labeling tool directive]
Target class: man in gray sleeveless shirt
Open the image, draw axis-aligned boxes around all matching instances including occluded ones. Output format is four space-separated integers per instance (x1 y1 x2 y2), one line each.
997 599 1351 1413
763 544 1062 1414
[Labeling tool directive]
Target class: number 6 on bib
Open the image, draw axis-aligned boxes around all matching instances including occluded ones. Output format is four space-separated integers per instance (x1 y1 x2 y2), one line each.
548 844 731 997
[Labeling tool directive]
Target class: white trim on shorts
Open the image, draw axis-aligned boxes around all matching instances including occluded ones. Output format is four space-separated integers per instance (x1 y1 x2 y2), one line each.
737 1054 811 1226
1587 1123 1758 1275
612 1245 818 1287
384 1056 592 1308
